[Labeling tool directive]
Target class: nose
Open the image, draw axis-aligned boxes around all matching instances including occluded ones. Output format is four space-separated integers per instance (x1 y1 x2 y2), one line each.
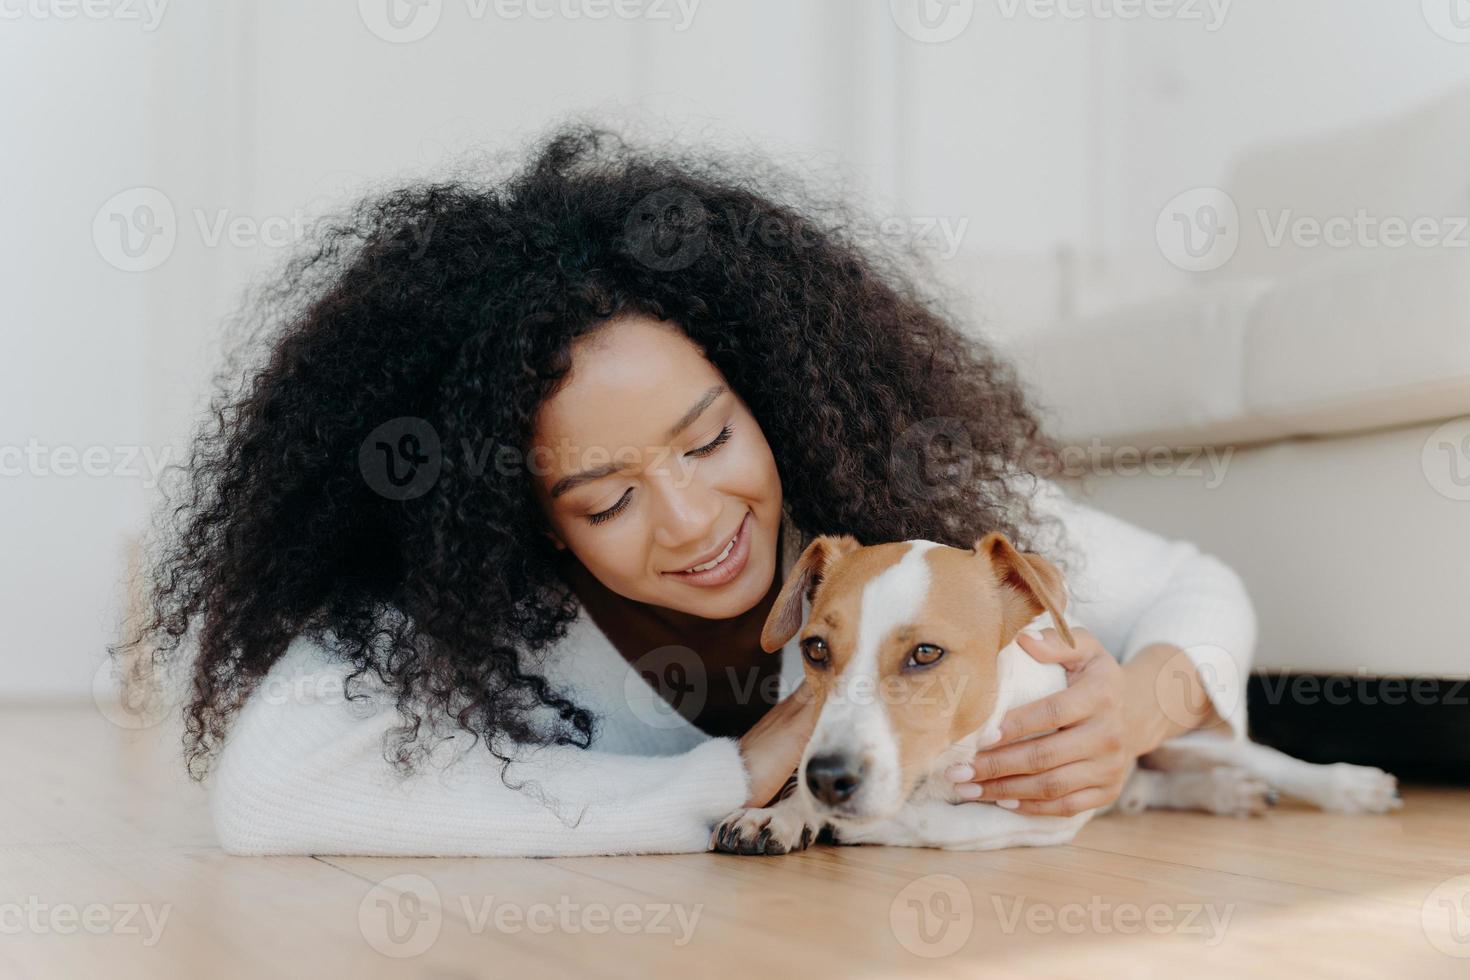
805 752 866 806
648 472 722 552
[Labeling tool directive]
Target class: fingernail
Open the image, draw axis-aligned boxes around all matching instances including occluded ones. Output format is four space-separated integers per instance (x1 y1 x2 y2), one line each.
945 764 974 782
977 728 1002 747
996 799 1020 809
954 783 983 800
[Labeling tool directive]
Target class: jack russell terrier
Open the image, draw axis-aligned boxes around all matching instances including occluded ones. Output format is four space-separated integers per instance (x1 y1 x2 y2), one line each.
711 531 1401 855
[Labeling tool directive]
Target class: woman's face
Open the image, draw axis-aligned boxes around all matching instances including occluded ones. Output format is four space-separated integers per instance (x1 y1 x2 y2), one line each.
530 315 785 621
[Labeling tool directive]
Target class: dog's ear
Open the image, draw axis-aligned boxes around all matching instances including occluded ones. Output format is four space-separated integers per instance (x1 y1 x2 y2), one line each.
759 534 860 653
974 532 1076 650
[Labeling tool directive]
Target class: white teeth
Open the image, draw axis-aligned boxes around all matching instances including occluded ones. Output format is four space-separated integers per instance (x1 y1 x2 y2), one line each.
681 532 737 573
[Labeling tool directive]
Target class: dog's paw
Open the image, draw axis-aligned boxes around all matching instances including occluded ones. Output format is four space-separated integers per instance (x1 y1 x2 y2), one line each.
1201 767 1276 816
710 805 815 856
1313 762 1402 813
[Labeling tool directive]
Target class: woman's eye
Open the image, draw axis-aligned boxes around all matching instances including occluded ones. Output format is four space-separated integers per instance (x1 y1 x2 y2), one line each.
908 643 945 668
583 425 732 527
686 424 733 458
801 636 830 666
586 488 632 526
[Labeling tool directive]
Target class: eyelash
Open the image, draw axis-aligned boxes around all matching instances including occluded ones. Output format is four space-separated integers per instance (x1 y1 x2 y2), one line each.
586 424 734 526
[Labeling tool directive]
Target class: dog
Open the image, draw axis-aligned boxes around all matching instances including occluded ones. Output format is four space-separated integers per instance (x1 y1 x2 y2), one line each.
710 531 1401 855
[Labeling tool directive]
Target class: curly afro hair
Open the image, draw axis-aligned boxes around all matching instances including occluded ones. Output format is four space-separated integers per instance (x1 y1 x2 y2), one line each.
114 124 1066 783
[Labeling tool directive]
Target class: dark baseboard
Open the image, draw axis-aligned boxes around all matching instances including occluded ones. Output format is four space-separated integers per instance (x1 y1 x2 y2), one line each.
1247 673 1470 784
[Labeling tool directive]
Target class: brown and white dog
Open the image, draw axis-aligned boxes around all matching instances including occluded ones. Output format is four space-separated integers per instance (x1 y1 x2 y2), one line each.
711 532 1401 855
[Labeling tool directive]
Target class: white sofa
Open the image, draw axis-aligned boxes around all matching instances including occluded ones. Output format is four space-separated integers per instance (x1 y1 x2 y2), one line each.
1004 86 1470 680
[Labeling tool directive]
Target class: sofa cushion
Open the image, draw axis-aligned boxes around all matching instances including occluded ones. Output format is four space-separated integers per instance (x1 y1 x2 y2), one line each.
1006 249 1470 449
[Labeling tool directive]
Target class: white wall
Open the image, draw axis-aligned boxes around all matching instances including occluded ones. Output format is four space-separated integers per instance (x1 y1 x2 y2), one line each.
1 16 157 699
6 0 1469 697
1090 0 1470 300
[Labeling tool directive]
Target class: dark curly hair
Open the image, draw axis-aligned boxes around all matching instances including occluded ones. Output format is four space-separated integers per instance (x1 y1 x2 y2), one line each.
113 123 1066 783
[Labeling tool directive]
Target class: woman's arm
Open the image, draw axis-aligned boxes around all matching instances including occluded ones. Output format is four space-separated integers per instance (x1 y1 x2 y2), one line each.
948 478 1257 813
1034 477 1255 739
208 638 757 857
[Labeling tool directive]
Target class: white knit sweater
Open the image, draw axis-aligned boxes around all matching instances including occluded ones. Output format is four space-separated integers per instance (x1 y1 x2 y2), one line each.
209 479 1256 857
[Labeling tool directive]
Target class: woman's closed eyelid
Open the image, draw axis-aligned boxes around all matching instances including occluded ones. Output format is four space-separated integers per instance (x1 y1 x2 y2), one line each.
686 422 734 456
582 422 734 526
586 487 632 525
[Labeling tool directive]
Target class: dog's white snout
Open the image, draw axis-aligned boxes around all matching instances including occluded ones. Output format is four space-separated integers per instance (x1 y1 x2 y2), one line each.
828 671 878 706
803 696 905 819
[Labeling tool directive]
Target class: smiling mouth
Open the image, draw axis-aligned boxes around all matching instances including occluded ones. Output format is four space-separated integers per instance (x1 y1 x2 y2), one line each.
662 511 752 586
676 531 738 573
672 520 741 573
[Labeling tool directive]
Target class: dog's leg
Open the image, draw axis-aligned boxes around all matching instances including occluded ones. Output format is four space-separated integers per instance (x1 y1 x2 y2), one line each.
710 774 823 855
832 800 1093 851
1145 733 1400 813
1119 767 1276 816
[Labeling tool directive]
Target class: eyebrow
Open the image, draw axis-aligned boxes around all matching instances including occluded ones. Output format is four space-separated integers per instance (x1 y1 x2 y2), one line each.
547 384 728 499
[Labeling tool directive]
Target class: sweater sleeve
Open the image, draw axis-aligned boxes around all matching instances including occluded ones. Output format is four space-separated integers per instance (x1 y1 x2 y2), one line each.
1026 478 1257 740
209 639 751 857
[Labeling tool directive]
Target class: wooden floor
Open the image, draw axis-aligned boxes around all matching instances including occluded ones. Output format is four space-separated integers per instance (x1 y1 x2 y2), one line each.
5 705 1469 979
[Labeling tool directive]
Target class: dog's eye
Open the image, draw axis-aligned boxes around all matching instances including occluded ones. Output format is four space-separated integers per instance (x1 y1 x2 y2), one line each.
908 643 945 668
801 637 830 667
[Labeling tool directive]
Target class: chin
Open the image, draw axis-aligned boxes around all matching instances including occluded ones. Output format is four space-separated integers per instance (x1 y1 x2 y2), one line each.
813 789 908 830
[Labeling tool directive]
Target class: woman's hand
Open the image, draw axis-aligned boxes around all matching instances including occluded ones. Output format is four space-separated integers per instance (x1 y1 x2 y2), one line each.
945 627 1135 816
737 680 821 808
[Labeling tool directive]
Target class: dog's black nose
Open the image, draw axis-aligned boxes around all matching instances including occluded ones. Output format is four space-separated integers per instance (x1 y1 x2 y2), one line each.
805 753 865 806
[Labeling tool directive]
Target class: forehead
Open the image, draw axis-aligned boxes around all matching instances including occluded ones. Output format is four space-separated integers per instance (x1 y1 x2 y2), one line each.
529 318 724 492
812 541 984 639
535 317 718 439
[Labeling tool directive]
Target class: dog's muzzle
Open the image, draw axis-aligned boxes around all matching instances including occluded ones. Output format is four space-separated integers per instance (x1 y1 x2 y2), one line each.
805 752 867 807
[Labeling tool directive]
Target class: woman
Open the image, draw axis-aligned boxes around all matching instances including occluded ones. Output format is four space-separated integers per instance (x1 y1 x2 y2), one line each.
119 126 1254 856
